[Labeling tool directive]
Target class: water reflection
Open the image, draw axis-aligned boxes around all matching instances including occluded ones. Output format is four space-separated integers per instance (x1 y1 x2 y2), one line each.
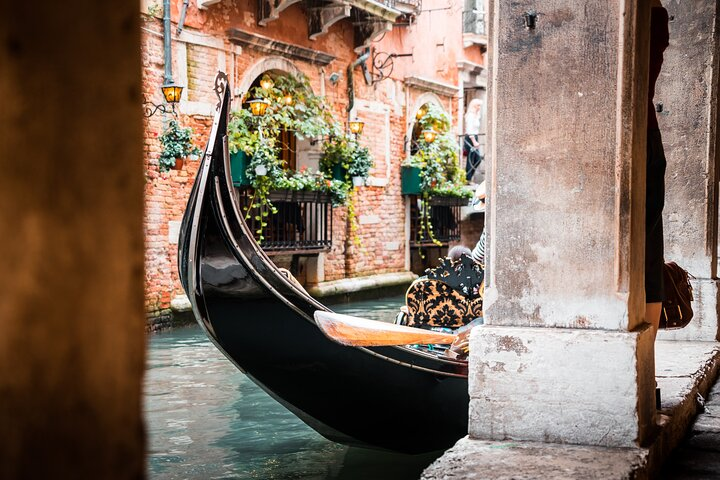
145 295 443 479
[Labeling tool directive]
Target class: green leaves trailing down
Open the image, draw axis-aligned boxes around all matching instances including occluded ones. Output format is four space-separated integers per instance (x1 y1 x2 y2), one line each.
403 103 466 196
320 132 373 183
402 103 472 255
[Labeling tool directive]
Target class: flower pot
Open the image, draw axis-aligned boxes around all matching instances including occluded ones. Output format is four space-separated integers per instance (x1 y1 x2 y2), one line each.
173 158 184 170
230 150 251 186
331 164 347 182
352 176 365 187
429 195 468 206
401 166 422 195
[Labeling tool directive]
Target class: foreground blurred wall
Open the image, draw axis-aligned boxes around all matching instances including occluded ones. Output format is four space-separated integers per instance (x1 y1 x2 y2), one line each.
0 1 146 478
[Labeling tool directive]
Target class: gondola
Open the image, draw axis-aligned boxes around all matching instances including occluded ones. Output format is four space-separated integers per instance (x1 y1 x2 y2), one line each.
178 73 469 454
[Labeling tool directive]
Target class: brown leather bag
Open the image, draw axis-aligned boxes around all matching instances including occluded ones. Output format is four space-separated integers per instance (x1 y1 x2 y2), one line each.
660 261 694 330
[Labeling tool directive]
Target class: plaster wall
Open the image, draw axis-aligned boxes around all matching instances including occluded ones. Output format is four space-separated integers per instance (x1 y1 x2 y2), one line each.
484 0 647 331
0 1 145 477
472 0 656 447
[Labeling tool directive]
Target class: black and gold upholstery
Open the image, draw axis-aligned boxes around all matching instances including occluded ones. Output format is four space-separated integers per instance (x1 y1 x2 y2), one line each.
404 254 484 329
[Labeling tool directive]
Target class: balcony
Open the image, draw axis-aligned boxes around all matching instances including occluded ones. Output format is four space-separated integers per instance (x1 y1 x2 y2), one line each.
463 3 487 49
237 187 333 254
408 195 465 247
384 0 422 15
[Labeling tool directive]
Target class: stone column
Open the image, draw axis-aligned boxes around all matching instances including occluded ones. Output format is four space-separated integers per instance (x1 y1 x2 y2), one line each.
0 1 145 478
473 0 656 447
656 0 720 342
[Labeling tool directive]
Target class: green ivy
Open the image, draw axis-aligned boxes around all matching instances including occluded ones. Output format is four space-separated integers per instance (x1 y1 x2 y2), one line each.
227 72 369 217
404 103 470 250
320 132 373 182
158 120 201 172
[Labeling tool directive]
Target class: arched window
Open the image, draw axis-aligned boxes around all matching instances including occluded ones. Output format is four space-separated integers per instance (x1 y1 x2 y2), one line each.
243 70 298 171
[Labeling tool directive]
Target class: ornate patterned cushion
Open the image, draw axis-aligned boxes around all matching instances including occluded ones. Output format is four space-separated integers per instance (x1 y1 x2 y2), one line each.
405 279 483 329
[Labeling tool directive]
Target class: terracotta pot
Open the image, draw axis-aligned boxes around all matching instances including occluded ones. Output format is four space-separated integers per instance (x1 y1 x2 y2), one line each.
173 158 184 170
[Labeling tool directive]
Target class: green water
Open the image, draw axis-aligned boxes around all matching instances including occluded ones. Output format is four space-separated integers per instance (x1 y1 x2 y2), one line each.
145 295 444 479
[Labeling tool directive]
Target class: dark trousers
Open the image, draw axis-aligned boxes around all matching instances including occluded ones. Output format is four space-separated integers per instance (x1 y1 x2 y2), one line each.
646 129 666 302
464 135 482 182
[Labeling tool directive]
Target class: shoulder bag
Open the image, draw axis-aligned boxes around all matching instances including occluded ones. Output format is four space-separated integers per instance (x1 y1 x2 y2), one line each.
660 261 694 330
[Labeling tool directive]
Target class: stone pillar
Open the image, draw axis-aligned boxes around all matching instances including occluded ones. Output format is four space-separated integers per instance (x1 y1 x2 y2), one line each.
656 0 720 342
0 2 145 478
473 0 656 447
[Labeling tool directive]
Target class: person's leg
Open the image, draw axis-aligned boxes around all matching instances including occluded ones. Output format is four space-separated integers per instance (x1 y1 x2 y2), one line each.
466 150 477 182
646 302 662 338
646 128 667 408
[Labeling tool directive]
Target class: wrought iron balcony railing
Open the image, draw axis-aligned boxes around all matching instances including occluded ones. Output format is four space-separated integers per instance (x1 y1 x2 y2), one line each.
409 195 465 247
237 188 333 253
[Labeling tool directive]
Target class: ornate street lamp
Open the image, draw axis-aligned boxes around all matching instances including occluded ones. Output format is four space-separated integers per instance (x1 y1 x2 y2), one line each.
415 105 427 120
143 82 184 118
422 129 437 144
161 83 183 103
349 119 365 136
248 98 270 116
259 74 274 90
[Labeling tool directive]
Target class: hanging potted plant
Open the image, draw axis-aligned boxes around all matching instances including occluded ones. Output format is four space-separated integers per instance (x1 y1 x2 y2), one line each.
158 120 201 172
227 108 256 186
320 132 373 187
348 143 372 187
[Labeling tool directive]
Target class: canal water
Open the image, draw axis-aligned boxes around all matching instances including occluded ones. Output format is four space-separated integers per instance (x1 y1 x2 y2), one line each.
145 295 445 479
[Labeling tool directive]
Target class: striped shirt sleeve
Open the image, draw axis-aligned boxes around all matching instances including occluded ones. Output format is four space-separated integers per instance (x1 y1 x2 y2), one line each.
472 229 486 267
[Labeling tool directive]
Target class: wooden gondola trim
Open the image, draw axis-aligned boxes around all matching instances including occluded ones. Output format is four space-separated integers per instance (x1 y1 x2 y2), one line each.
315 311 457 347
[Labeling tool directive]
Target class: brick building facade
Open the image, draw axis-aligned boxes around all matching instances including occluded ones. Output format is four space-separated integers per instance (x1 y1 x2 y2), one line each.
140 0 486 325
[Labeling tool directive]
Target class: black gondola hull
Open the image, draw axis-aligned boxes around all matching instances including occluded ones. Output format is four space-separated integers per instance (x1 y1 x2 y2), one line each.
179 77 470 454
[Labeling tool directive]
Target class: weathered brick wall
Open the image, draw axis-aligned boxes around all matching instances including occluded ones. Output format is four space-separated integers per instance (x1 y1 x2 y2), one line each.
142 14 213 319
140 1 482 320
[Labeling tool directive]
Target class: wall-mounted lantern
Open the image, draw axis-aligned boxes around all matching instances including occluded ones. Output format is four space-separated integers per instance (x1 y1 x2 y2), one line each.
415 105 427 120
161 83 184 104
144 82 184 118
259 75 274 90
349 119 365 136
248 99 270 116
421 129 437 144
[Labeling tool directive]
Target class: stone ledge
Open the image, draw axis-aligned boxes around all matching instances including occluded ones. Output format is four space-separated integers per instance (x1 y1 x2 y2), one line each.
307 271 417 299
423 341 720 479
170 295 192 312
421 436 647 480
468 325 655 447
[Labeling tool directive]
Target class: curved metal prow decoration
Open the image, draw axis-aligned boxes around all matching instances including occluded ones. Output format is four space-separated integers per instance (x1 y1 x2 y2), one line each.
178 71 231 319
214 71 229 110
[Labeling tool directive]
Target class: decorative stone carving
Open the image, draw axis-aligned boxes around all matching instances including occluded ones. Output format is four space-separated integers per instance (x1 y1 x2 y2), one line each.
354 17 392 52
257 0 303 26
308 3 352 40
227 28 336 65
